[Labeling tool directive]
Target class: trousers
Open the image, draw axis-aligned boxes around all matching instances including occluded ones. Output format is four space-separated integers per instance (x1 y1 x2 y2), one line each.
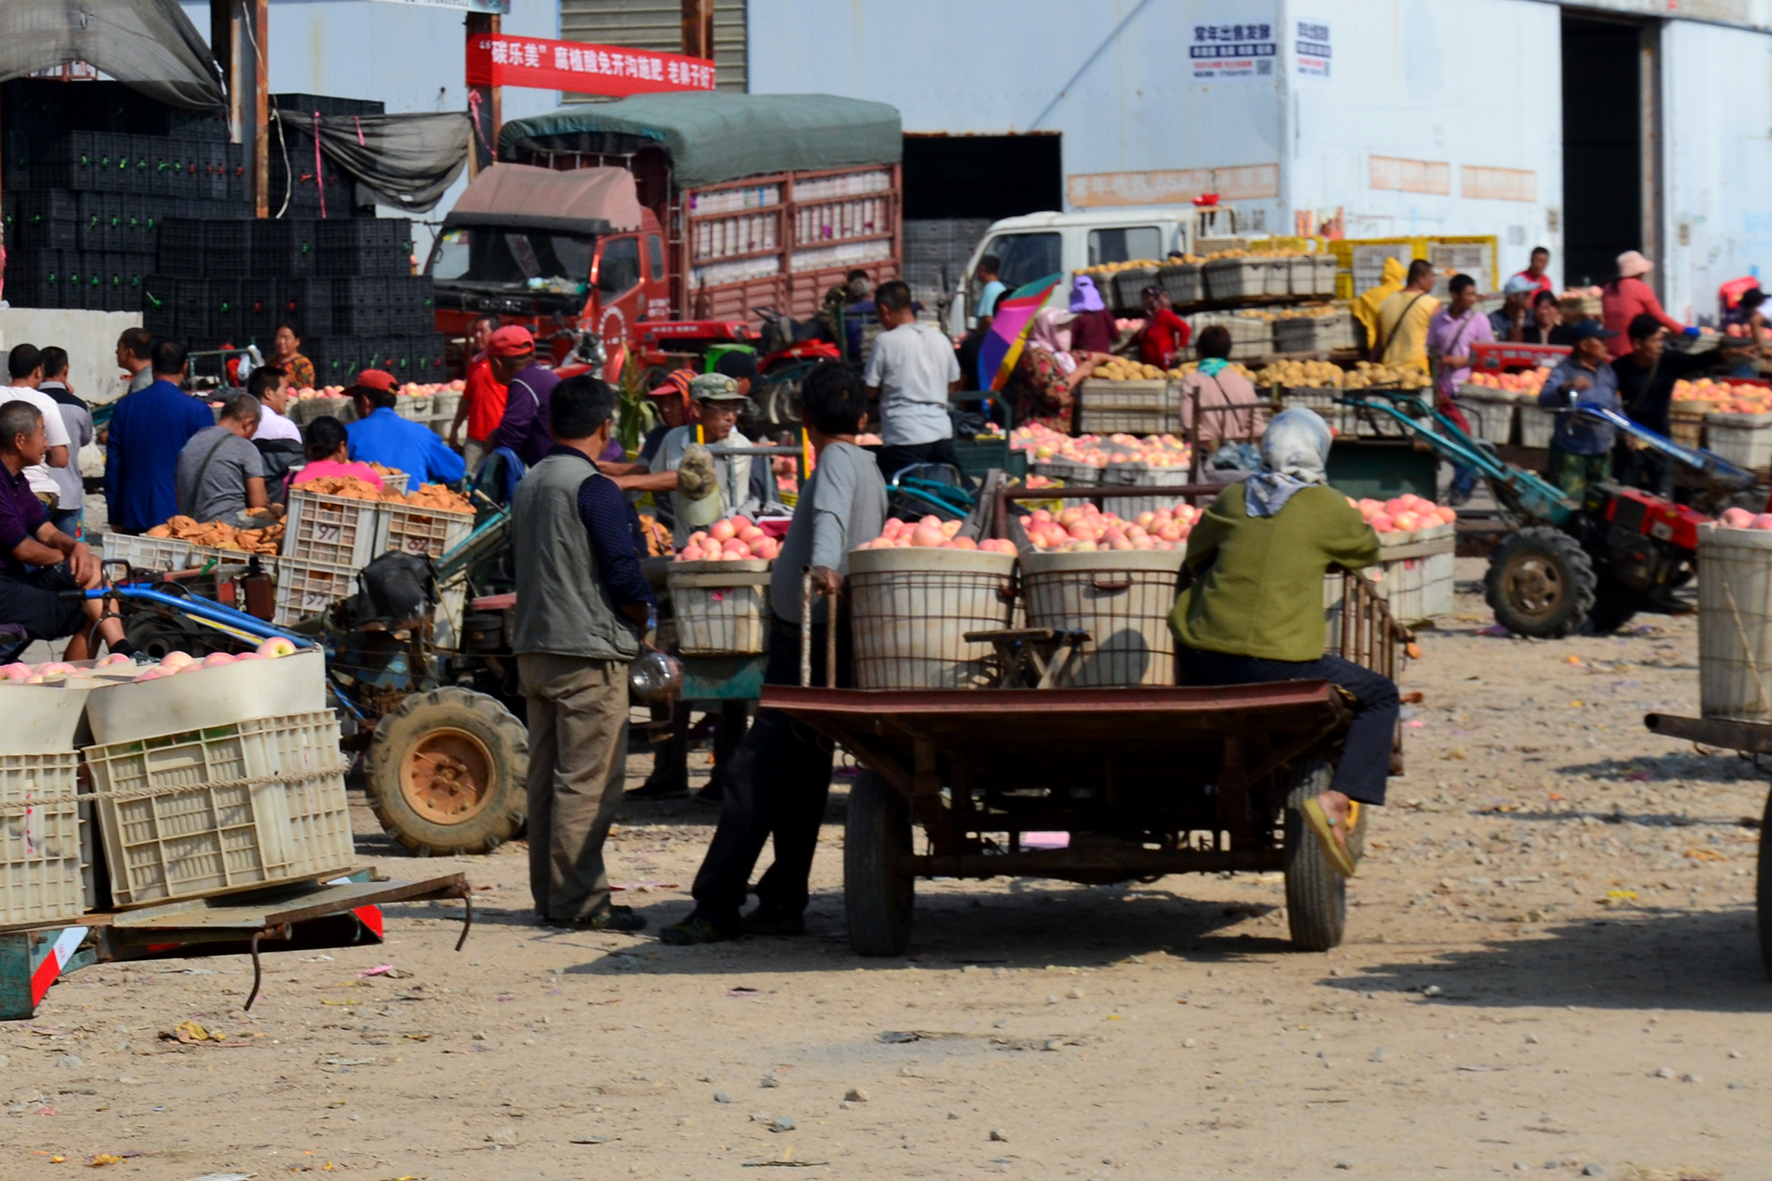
1176 646 1399 805
689 616 850 929
519 653 629 921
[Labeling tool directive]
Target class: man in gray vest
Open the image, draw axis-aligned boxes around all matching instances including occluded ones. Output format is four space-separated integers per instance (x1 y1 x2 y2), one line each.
512 375 656 931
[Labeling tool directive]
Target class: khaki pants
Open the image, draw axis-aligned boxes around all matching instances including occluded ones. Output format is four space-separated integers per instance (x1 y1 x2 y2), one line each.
519 653 629 921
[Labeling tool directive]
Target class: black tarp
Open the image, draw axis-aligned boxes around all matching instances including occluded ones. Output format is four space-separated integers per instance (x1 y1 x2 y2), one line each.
274 109 469 214
0 0 223 110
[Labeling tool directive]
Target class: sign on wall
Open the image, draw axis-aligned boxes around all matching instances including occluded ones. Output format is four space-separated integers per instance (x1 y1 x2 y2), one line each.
1462 166 1537 203
1188 18 1277 82
1369 156 1451 196
466 34 715 94
1067 164 1280 208
1295 19 1330 77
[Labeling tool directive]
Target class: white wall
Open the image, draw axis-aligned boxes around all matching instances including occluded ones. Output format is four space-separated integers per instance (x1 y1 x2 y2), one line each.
1660 19 1772 324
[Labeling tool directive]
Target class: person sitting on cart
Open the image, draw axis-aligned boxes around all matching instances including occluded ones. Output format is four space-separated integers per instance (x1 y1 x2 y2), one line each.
1538 321 1622 501
661 360 888 945
345 370 466 487
1168 407 1396 877
0 401 131 661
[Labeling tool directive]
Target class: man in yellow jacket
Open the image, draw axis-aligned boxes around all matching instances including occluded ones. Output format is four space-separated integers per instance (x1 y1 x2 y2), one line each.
1351 255 1405 353
1372 258 1441 371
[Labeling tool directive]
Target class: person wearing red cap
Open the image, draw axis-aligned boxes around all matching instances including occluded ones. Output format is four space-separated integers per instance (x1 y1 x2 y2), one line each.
345 370 466 485
449 314 507 475
486 325 560 467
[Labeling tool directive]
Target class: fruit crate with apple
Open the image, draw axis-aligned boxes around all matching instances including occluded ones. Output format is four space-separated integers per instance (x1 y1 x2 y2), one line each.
667 559 773 656
84 710 355 906
1019 549 1187 686
847 546 1017 690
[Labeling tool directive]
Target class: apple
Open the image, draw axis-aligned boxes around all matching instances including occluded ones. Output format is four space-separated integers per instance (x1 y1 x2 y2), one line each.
161 650 195 670
232 651 264 661
1 662 31 681
97 652 133 667
204 652 237 667
256 637 298 658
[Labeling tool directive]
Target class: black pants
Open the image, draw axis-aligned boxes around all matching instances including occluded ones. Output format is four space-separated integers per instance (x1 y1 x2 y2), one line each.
876 438 962 482
1176 646 1398 806
688 615 851 930
643 699 749 794
0 566 86 642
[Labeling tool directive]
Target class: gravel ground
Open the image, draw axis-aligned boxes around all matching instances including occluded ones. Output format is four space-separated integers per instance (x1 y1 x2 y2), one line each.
3 560 1767 1180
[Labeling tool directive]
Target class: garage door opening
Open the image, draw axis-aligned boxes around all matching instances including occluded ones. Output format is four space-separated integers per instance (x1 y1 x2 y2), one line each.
901 134 1062 305
1561 13 1656 288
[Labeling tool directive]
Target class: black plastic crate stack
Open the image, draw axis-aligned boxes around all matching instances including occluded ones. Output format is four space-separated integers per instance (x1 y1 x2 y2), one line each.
269 93 383 221
1 79 248 310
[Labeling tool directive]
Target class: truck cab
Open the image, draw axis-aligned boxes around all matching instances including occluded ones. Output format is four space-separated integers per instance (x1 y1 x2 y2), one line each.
948 205 1240 332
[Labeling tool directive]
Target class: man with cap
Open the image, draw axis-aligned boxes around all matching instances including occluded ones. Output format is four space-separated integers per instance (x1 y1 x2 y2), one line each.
487 326 560 467
448 314 506 475
1602 251 1687 360
346 370 467 485
1538 320 1623 500
647 374 765 546
1490 274 1540 342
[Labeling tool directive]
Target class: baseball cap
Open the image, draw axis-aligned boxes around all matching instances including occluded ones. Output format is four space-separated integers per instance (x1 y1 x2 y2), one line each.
690 372 746 402
488 325 536 357
647 368 695 399
1568 320 1618 341
1502 274 1537 297
355 368 397 392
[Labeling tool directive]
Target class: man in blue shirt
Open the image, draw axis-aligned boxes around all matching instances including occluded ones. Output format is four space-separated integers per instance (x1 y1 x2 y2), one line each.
104 340 216 533
1537 320 1622 501
345 370 466 486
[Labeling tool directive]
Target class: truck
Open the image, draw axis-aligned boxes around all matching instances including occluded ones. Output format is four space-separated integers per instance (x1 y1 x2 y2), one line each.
428 92 905 386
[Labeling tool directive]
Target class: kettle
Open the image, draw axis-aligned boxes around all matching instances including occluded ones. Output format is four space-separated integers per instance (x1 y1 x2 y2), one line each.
629 648 683 705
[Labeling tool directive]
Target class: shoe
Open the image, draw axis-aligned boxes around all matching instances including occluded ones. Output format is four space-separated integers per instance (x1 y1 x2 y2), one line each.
627 779 689 801
547 905 646 932
742 908 805 937
693 783 724 806
659 912 742 945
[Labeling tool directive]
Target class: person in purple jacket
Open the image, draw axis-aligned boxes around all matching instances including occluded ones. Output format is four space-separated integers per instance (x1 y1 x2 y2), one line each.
486 326 560 468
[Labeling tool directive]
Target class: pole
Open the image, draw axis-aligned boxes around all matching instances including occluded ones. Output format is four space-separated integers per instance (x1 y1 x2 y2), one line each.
466 12 502 176
212 0 269 218
681 0 715 60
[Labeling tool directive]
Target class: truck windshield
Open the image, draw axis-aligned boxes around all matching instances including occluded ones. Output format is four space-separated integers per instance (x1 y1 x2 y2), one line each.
980 232 1061 291
430 227 598 288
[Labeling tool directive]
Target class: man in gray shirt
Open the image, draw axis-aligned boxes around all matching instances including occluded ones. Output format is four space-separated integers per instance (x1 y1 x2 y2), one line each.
175 394 271 524
35 347 92 540
864 279 962 481
663 361 888 945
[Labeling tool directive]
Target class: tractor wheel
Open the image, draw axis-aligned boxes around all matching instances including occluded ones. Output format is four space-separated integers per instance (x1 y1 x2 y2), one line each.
760 378 804 429
843 770 915 956
1484 526 1596 639
1283 759 1366 952
367 687 528 857
1586 580 1640 635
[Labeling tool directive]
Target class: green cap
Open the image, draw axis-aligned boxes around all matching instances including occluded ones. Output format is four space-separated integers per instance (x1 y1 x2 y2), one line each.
689 373 745 402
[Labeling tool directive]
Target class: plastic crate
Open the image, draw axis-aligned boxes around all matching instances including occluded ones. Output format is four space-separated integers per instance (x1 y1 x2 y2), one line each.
273 557 359 627
1203 258 1267 301
1273 312 1355 355
1456 389 1517 445
0 752 89 926
383 502 474 559
101 531 198 572
1518 402 1556 448
1110 267 1159 313
951 435 1028 480
1703 411 1772 470
86 711 354 907
668 560 772 655
1158 262 1202 305
281 486 388 567
1668 407 1707 450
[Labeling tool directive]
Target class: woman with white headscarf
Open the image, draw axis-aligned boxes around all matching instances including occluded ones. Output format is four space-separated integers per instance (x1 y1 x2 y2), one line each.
1167 408 1397 877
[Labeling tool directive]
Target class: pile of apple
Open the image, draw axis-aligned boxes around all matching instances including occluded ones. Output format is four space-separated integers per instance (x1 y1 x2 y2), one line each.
1023 503 1194 553
1717 507 1772 531
1010 422 1193 470
1673 378 1772 416
1467 367 1551 397
291 380 466 401
1351 494 1457 534
855 516 1018 554
0 637 299 685
677 516 782 562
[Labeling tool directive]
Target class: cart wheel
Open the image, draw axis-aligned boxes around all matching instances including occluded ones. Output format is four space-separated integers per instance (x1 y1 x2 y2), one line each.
1283 760 1366 952
1484 527 1596 639
1759 787 1772 981
844 770 915 956
367 688 528 856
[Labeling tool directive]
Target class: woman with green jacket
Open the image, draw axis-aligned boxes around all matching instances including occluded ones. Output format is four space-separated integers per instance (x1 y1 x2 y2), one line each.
1168 408 1399 876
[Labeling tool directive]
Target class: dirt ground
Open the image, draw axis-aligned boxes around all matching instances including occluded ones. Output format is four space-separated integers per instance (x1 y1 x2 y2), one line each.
4 560 1768 1180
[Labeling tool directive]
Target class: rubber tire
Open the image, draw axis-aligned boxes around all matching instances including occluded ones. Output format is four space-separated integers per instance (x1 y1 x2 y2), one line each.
1484 526 1596 639
1284 759 1365 952
367 687 528 857
843 770 915 956
1586 580 1639 636
1759 787 1772 981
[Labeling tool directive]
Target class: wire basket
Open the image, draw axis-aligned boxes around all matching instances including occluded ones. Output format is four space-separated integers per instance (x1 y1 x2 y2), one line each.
847 547 1016 689
1020 550 1187 686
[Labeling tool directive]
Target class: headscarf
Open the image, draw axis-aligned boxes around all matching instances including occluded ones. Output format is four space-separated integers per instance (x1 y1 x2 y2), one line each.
1027 307 1078 373
1069 274 1106 314
1243 407 1332 518
1351 255 1408 352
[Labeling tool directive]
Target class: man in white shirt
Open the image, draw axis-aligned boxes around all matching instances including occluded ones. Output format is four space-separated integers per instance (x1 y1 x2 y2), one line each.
863 279 962 480
0 344 74 515
248 365 303 443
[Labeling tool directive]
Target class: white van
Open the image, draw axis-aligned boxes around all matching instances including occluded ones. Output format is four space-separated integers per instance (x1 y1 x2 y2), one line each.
948 206 1243 332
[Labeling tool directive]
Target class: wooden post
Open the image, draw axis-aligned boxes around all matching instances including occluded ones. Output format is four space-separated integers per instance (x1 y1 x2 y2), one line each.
212 0 270 218
466 12 501 176
682 0 715 60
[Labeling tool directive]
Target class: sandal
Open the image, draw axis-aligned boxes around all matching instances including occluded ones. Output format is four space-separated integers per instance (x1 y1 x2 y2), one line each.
1300 795 1357 878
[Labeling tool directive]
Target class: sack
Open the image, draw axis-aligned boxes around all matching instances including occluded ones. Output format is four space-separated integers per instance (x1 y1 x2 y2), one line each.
348 552 437 630
1210 441 1261 472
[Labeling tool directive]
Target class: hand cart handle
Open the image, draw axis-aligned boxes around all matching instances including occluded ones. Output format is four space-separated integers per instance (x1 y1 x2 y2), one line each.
798 567 839 689
1090 575 1133 592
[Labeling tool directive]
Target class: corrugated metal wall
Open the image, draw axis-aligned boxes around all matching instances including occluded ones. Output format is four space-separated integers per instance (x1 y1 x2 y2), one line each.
559 0 748 94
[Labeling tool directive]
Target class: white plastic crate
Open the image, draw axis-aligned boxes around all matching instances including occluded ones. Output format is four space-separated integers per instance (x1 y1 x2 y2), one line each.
668 560 773 655
274 557 359 627
1273 312 1356 354
102 532 197 572
1704 411 1772 470
1203 258 1267 301
1457 390 1517 444
0 752 88 926
1261 258 1291 296
86 711 354 906
289 396 351 427
1076 380 1178 436
1098 460 1195 516
1518 401 1557 448
281 486 388 567
428 390 462 436
394 393 433 422
384 502 475 559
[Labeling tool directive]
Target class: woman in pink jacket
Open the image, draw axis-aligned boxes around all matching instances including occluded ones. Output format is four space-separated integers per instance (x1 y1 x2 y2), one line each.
1601 250 1685 359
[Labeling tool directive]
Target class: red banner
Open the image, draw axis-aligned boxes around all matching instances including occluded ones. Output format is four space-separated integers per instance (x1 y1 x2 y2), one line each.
466 34 715 94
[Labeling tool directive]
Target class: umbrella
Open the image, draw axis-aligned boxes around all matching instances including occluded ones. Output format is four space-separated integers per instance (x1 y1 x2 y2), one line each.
977 273 1066 391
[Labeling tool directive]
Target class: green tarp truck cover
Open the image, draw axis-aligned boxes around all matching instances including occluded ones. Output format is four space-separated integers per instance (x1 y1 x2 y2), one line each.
497 93 902 190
